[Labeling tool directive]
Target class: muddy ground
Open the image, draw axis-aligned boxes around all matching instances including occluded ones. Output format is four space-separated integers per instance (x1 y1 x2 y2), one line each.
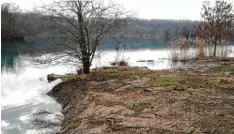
48 57 234 134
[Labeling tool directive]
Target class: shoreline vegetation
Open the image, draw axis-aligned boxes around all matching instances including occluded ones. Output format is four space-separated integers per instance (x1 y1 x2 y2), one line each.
48 57 234 134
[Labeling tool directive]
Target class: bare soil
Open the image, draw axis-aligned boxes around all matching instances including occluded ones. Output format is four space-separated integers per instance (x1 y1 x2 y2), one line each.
48 57 234 134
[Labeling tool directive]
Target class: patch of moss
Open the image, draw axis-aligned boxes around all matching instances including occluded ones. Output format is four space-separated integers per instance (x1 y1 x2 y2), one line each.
215 66 234 73
64 68 151 81
94 68 149 79
151 76 180 86
64 74 87 81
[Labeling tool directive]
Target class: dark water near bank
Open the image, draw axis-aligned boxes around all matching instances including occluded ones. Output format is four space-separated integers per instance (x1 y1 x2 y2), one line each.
1 39 234 134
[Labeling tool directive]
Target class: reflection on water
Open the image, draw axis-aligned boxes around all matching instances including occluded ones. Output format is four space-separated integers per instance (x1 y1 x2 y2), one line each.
101 38 167 50
1 42 21 73
1 40 234 134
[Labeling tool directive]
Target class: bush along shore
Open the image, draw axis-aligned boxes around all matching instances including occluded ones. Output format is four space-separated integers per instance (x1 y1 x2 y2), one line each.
47 57 234 134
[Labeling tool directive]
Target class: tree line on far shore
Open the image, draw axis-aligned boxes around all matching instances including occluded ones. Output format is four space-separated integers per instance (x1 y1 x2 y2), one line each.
1 2 199 42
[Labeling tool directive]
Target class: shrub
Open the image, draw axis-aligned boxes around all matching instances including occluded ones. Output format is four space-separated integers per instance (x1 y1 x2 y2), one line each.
110 60 128 66
119 60 128 66
169 37 198 62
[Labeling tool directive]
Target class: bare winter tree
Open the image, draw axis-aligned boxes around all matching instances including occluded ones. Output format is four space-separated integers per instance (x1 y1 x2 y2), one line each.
32 0 131 73
195 0 234 57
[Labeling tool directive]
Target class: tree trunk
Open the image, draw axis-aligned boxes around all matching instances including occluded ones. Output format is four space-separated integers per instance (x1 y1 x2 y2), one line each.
82 57 90 74
213 43 217 57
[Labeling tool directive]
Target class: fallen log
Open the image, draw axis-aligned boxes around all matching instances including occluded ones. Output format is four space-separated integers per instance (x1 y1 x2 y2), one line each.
137 60 154 62
47 73 75 82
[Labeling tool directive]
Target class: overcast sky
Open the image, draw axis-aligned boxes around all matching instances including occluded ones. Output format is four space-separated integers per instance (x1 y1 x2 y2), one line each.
1 0 234 20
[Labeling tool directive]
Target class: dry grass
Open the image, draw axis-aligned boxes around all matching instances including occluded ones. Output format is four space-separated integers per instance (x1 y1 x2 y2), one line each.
169 37 230 62
151 76 181 86
169 37 198 62
195 38 206 57
63 74 87 81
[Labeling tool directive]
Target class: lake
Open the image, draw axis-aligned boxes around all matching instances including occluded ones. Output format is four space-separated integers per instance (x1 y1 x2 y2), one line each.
1 40 234 134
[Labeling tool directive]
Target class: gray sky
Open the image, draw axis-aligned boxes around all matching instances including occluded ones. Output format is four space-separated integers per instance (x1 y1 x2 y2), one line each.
1 0 234 20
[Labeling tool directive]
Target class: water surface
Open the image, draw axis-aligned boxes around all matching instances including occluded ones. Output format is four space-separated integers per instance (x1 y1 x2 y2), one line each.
1 40 234 134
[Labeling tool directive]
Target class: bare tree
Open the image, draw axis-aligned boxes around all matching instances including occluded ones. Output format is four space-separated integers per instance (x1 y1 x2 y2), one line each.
32 0 131 73
196 0 234 57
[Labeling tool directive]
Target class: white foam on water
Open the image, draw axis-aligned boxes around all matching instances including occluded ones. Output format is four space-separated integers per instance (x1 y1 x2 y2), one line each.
1 120 10 128
25 128 59 134
1 120 18 133
1 68 63 110
19 114 31 123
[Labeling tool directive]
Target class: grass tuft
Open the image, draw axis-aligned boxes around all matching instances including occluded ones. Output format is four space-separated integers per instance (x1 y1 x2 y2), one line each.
215 66 234 73
94 68 149 79
151 76 180 86
64 74 87 81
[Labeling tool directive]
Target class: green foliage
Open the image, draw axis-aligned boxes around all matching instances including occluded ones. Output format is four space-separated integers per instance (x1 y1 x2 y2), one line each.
64 74 87 81
95 68 149 79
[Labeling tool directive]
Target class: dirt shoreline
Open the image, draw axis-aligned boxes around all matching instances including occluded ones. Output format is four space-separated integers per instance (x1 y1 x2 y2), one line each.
48 57 234 134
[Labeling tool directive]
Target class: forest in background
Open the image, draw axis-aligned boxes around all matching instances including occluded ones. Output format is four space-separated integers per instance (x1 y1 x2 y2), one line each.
1 3 199 42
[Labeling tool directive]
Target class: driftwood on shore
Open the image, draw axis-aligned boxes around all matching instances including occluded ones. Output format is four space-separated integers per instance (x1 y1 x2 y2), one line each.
47 74 64 82
47 67 151 82
47 69 84 82
47 73 74 82
137 60 154 62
